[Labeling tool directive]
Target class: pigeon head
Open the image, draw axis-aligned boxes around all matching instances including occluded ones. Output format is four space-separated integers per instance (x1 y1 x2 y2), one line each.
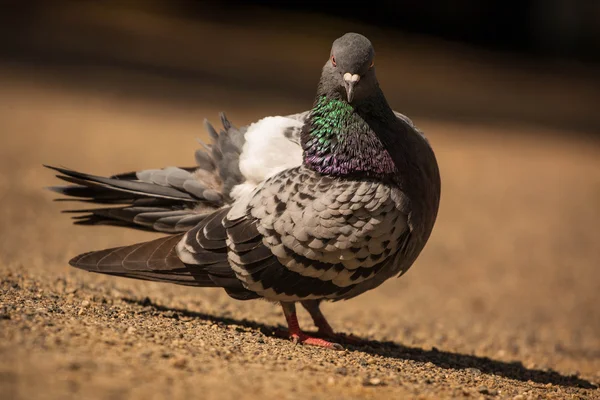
303 33 397 179
321 33 377 103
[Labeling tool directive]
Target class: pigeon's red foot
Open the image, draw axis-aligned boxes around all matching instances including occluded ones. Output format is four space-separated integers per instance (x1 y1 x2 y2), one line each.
272 327 345 350
279 304 344 350
290 332 343 350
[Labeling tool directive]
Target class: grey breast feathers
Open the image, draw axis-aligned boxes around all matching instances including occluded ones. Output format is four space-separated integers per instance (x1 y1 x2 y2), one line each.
223 166 411 301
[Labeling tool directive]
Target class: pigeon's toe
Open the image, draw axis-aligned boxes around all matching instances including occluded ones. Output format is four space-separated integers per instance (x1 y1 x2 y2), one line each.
291 333 344 350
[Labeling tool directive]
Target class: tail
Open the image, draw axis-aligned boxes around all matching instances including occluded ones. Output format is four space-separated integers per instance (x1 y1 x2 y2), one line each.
68 223 259 300
68 234 215 286
46 113 247 233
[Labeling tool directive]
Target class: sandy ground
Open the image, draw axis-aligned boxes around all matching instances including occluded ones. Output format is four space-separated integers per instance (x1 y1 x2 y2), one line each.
1 10 600 396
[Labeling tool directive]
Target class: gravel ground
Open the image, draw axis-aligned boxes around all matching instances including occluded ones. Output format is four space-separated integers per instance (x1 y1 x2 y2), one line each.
1 62 599 399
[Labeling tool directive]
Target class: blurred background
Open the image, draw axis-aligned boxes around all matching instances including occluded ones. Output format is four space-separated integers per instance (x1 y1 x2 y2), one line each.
0 1 599 399
1 0 599 133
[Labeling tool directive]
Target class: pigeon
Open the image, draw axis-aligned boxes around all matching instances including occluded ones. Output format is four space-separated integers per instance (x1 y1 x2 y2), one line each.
45 33 441 350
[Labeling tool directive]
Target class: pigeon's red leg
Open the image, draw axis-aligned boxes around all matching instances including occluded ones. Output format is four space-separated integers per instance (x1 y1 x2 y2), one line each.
280 302 343 350
301 300 364 345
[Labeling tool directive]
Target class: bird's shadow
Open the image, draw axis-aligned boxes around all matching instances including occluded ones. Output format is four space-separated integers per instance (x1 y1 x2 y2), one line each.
123 297 596 390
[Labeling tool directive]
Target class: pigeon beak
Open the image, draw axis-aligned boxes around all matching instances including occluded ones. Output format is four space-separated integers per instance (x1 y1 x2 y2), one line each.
343 73 360 103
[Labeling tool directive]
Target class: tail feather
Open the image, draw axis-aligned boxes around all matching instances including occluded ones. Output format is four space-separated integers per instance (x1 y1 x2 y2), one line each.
46 113 247 233
202 113 246 200
44 165 212 232
102 271 213 286
46 165 197 202
68 233 257 300
69 234 214 287
48 185 135 203
69 234 182 271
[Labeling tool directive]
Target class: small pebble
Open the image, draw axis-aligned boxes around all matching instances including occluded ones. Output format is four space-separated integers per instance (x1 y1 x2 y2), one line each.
67 361 82 371
466 368 482 376
363 377 383 386
81 300 90 308
477 386 497 395
171 357 188 369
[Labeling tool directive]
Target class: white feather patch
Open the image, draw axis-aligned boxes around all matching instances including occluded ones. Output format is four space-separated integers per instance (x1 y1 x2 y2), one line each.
232 116 303 200
176 233 199 264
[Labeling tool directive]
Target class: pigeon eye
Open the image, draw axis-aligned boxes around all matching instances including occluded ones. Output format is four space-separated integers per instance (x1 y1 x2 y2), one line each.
331 56 337 67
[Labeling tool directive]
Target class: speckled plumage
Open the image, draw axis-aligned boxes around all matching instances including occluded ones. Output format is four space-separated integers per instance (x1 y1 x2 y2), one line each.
235 166 408 298
46 32 440 349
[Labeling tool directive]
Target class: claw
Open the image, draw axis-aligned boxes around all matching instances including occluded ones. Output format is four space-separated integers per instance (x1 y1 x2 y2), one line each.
291 332 343 350
274 328 344 350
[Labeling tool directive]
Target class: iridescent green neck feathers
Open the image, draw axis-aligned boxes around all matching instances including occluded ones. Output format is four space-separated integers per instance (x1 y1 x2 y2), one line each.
301 96 396 178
